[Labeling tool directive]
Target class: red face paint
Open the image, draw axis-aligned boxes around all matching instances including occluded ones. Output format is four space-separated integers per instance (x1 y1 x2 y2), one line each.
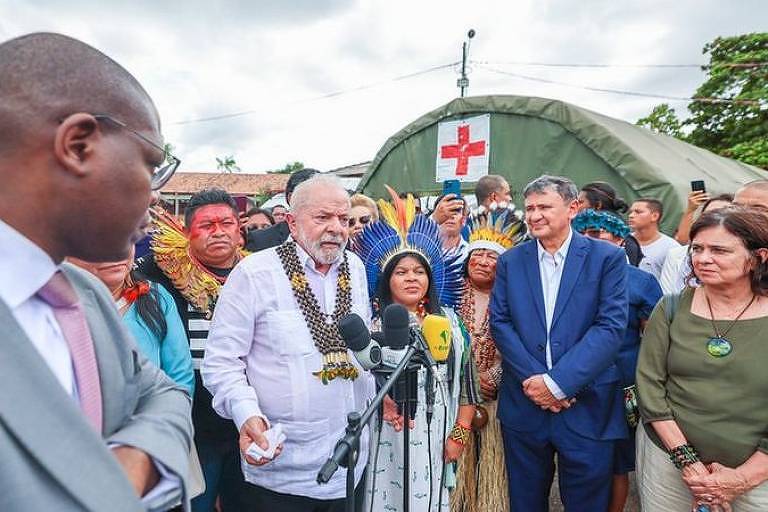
188 205 239 240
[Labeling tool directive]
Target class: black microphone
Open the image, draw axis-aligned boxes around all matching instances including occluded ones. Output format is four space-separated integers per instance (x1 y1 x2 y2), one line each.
380 304 410 367
408 318 438 425
338 313 381 370
381 304 417 419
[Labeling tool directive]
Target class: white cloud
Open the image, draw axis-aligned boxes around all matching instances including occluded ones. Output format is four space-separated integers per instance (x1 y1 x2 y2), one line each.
1 0 765 172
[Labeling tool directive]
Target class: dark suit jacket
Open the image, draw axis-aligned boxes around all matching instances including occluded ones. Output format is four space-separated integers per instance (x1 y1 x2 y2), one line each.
0 264 193 511
245 221 289 252
490 232 629 441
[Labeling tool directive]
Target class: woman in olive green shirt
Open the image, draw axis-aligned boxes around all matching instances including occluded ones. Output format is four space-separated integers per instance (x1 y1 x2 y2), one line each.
637 206 768 512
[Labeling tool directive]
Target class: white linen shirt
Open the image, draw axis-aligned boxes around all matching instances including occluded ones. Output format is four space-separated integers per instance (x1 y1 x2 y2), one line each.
201 240 375 499
0 219 179 508
536 229 573 400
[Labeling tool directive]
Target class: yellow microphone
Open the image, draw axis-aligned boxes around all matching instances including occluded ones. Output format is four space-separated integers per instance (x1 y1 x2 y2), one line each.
421 314 452 362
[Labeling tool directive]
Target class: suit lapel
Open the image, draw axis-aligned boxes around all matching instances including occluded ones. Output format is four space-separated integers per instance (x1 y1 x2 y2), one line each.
0 298 141 511
551 233 588 328
523 243 546 329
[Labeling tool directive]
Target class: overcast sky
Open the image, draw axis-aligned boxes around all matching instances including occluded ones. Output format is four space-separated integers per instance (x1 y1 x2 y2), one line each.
1 1 765 173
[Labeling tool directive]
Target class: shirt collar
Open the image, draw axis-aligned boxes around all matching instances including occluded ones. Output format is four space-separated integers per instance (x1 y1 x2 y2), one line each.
536 228 573 264
0 219 59 308
290 236 344 276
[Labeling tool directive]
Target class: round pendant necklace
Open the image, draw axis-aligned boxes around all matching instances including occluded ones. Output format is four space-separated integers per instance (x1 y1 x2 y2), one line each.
704 291 756 358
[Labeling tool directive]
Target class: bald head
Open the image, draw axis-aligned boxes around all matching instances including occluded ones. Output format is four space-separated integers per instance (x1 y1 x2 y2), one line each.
735 180 768 212
0 32 156 153
0 33 163 263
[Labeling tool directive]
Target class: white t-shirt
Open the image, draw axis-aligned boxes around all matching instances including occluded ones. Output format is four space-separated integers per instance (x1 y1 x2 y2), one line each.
637 232 680 279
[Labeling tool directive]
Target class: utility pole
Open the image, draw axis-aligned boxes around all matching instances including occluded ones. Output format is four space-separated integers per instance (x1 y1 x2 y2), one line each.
457 29 475 97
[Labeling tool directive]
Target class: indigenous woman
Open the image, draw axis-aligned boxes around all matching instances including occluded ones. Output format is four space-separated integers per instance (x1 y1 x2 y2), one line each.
572 209 662 512
451 208 524 512
355 187 482 512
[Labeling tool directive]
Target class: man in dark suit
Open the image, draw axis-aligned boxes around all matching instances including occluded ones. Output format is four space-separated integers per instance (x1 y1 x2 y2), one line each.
245 168 318 252
490 175 628 512
0 33 192 511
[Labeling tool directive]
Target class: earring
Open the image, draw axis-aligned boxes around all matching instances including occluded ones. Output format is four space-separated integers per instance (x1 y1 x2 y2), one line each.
417 297 429 318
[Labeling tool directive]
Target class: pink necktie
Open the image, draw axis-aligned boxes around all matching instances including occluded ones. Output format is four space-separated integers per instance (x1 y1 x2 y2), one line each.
37 271 103 431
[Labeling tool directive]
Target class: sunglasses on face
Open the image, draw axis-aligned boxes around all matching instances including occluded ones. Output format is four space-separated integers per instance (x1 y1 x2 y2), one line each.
348 215 371 227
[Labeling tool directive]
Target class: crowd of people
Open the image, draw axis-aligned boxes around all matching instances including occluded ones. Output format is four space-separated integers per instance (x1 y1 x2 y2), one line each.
2 32 767 512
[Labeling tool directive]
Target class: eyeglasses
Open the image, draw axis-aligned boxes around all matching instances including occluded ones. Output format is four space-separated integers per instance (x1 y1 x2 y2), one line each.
92 114 181 190
348 215 371 228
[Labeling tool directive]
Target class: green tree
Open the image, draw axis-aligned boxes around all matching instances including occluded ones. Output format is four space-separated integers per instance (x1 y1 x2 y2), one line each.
216 155 240 173
636 32 768 169
687 33 768 168
269 161 305 174
636 103 684 138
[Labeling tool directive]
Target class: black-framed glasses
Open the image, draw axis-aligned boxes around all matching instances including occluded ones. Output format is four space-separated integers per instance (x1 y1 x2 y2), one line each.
92 114 181 190
348 215 371 227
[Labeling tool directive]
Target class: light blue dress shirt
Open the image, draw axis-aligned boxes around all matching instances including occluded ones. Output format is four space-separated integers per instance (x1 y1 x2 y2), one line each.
536 229 573 400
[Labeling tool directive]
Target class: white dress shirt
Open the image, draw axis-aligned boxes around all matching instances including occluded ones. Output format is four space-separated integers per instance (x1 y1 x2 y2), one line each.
0 219 179 508
202 240 375 499
536 229 573 400
659 244 691 295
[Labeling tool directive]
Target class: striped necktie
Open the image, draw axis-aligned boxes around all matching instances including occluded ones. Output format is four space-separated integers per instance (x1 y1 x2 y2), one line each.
37 271 103 431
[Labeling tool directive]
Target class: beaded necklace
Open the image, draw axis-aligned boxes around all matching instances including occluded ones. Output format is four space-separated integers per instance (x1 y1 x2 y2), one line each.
276 240 357 384
457 280 496 372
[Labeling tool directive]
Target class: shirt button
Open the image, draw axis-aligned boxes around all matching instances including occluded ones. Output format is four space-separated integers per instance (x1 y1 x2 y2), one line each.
537 344 545 352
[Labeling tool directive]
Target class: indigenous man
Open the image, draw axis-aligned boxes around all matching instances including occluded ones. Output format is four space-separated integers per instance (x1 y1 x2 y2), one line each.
138 188 248 511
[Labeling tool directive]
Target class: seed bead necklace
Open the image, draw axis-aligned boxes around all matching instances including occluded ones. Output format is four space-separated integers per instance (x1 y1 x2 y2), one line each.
276 240 357 383
458 280 496 372
704 291 757 358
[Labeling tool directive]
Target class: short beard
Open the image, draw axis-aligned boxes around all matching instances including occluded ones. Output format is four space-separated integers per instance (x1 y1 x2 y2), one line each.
294 225 346 265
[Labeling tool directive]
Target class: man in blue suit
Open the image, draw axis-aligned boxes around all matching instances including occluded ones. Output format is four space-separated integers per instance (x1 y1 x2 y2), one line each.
490 175 628 511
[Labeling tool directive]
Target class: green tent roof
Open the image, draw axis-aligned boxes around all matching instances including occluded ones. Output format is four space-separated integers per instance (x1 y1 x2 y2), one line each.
358 95 764 233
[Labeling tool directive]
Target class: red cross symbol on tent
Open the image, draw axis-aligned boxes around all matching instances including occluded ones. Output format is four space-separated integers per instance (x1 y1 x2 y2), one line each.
439 124 487 176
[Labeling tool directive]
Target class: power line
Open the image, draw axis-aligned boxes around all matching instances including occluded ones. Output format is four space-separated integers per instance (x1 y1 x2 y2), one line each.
473 60 768 69
473 59 704 69
172 61 459 125
477 64 762 105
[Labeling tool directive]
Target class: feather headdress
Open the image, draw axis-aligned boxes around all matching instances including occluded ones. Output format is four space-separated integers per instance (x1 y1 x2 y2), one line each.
149 207 249 316
355 185 463 307
465 205 526 255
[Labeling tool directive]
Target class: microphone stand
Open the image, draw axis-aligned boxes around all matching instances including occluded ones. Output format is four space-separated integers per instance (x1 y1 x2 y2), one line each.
317 344 422 512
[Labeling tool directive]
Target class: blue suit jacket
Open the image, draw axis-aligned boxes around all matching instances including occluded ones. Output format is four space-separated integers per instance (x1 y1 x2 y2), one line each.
490 232 629 441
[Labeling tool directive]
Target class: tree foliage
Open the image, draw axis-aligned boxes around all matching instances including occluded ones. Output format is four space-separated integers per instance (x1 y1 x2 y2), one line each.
636 103 683 138
216 155 240 173
269 161 305 174
636 32 768 169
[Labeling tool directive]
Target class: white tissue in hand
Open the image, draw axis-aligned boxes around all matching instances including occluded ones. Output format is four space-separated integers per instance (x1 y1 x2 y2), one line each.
246 423 285 460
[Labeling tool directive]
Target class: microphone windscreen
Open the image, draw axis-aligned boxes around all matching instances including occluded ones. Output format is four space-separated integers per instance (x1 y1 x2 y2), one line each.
338 313 370 352
382 304 410 349
422 314 452 362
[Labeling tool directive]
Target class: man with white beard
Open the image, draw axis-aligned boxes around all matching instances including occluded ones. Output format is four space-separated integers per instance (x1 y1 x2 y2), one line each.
202 175 374 511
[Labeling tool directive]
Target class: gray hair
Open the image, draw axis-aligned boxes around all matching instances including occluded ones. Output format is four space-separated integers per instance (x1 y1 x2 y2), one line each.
523 175 578 203
289 174 349 214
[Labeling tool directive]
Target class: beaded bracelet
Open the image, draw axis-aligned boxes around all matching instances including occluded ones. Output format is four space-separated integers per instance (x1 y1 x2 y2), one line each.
448 422 471 446
668 443 700 470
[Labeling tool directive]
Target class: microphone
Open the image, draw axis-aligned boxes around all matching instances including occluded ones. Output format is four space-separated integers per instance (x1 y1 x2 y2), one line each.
338 313 381 370
421 314 452 362
381 304 417 420
379 304 410 368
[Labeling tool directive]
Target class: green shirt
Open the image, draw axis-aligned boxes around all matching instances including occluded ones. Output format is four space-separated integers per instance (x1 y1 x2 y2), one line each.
636 287 768 467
